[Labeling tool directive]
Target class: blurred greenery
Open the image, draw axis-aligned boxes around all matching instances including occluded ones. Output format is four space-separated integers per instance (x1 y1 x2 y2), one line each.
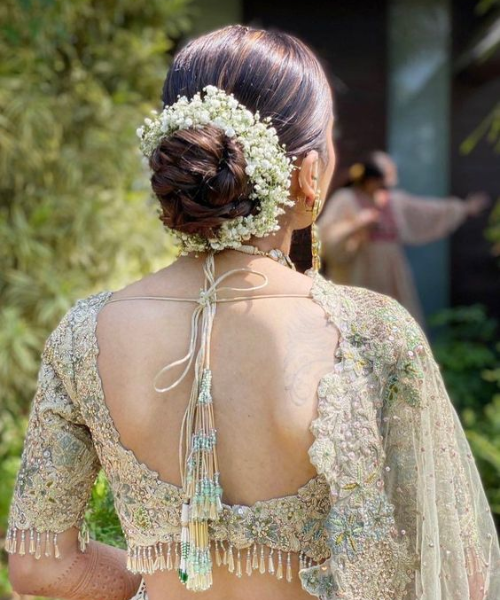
0 0 193 593
430 305 500 519
487 197 500 258
460 0 500 159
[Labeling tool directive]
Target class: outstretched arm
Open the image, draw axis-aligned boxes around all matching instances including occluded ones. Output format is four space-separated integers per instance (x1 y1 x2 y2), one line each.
392 190 488 245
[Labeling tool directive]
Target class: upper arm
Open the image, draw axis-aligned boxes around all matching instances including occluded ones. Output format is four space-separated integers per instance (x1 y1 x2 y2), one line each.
392 190 468 245
302 287 500 599
6 308 101 571
380 300 500 598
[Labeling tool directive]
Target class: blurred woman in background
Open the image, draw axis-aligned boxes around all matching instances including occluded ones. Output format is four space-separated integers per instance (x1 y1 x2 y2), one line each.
319 151 488 324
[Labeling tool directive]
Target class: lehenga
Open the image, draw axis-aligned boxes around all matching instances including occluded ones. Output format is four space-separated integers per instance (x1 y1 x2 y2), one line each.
6 266 500 598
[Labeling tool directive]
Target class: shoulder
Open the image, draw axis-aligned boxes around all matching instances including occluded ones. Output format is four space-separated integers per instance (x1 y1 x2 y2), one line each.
44 291 112 368
311 274 429 370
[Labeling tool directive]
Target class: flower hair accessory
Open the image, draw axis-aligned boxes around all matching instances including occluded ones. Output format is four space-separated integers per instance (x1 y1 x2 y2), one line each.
137 85 296 253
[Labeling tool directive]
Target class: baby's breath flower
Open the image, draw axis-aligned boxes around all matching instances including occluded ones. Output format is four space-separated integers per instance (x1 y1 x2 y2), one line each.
137 85 295 253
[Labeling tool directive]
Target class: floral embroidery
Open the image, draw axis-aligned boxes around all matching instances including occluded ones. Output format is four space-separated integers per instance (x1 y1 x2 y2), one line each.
304 273 414 598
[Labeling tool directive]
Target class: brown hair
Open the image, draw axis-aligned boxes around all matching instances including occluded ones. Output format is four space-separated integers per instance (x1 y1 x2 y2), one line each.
151 25 333 238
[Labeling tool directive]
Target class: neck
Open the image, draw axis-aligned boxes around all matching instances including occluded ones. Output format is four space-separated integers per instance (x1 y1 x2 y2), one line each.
244 221 295 256
183 223 295 261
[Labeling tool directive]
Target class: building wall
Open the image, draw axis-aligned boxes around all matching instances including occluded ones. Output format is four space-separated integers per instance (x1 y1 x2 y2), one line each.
243 0 388 270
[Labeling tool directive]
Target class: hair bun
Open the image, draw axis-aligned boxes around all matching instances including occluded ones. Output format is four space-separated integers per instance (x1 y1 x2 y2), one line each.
149 124 255 236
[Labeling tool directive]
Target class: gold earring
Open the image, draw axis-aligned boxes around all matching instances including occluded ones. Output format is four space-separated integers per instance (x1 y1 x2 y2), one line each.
311 187 322 273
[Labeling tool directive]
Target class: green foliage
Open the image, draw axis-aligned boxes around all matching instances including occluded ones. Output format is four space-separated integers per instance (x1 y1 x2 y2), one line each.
429 305 499 410
487 197 500 259
429 305 500 521
0 0 194 593
86 472 126 549
460 103 500 155
476 0 500 15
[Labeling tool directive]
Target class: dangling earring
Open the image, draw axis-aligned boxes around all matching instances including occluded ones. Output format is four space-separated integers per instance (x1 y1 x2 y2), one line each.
311 185 322 273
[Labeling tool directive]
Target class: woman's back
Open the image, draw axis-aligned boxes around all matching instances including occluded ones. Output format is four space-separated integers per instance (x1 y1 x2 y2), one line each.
99 253 338 501
96 253 338 600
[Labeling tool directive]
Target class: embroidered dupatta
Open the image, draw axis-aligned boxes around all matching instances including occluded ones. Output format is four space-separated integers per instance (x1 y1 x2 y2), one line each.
299 274 500 599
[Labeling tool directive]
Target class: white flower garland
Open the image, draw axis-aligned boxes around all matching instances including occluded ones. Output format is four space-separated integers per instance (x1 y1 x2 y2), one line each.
137 85 296 253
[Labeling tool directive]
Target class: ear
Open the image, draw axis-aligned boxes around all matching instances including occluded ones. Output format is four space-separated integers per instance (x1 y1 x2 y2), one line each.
297 150 320 207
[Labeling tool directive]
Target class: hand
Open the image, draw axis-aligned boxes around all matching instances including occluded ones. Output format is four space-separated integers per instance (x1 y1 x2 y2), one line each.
356 208 380 228
465 192 491 217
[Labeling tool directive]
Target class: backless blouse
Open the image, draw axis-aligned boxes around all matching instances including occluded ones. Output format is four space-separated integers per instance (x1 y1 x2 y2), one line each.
6 271 500 599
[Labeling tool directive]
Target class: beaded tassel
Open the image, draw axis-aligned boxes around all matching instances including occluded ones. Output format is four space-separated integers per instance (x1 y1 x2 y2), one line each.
286 551 293 582
246 547 253 576
178 503 190 583
236 549 243 578
252 544 258 570
174 542 180 570
44 531 52 557
222 541 228 566
54 533 61 559
259 545 266 574
19 530 26 556
166 542 173 570
181 368 223 591
276 549 283 580
158 543 166 571
78 522 90 553
227 544 235 573
6 529 16 554
29 529 35 555
268 548 275 575
215 541 222 567
34 532 42 559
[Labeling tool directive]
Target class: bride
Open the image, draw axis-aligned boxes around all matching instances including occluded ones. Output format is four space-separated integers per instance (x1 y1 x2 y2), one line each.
6 24 500 600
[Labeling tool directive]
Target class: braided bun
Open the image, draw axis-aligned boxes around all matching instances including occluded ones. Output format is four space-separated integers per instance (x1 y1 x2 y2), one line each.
150 125 256 237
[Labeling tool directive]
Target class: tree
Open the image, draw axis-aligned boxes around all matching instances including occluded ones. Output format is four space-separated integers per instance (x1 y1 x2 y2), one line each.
0 0 194 591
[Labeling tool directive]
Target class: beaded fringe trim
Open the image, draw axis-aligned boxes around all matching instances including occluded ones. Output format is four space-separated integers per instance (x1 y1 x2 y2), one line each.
5 525 319 584
125 540 317 583
4 525 90 559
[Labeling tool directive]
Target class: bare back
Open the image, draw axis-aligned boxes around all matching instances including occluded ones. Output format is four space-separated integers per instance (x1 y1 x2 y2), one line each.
96 252 339 600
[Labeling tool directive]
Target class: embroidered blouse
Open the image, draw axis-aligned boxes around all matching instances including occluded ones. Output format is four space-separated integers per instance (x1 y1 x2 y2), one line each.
6 272 500 599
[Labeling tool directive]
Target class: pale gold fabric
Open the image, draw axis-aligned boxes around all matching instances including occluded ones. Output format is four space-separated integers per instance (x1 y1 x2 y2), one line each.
7 270 500 598
319 188 468 324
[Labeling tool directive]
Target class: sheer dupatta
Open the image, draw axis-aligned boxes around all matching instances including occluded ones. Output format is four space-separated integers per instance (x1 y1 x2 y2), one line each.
299 274 500 599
